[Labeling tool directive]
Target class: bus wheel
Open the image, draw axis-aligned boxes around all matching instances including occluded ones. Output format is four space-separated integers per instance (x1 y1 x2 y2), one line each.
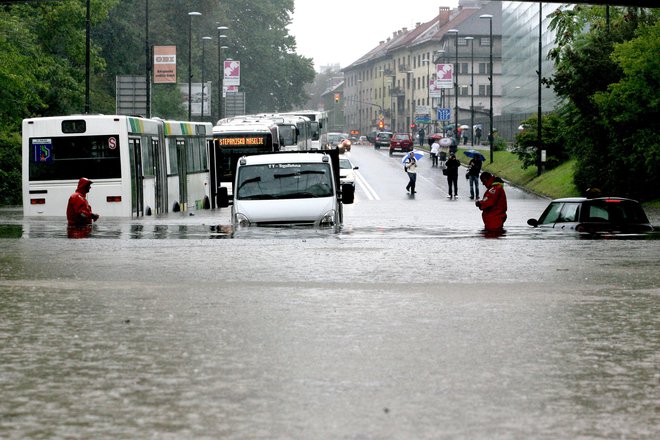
173 202 180 212
146 206 152 216
203 196 210 210
218 187 229 208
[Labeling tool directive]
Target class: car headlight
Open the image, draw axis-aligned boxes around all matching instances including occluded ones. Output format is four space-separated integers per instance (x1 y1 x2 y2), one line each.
318 210 336 227
234 213 250 228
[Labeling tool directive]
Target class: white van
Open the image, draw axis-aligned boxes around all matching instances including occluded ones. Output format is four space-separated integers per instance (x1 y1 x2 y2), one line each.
232 152 354 227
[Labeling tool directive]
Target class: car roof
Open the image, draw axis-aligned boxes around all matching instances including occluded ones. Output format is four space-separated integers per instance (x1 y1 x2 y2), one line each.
551 197 640 203
241 153 329 165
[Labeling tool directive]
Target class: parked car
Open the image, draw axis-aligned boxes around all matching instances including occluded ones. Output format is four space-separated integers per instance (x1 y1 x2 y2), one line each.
374 131 393 150
389 133 414 156
339 157 358 187
358 135 368 145
527 197 654 234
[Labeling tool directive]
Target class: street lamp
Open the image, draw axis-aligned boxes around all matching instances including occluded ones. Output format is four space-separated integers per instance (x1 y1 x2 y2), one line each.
434 49 446 132
201 36 212 121
216 25 228 121
145 0 151 118
479 13 494 163
447 29 459 142
188 11 202 121
407 70 414 136
537 3 543 176
357 79 362 134
465 36 474 146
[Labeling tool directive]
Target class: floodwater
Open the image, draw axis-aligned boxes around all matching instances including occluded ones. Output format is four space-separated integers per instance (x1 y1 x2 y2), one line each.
1 198 659 439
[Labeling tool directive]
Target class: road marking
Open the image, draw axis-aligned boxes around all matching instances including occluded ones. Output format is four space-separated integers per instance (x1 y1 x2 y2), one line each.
355 171 380 200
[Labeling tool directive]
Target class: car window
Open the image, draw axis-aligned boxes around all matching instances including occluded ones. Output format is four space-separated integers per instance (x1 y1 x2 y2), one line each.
538 202 563 224
378 133 392 139
394 134 408 140
339 159 352 169
557 202 579 222
587 204 609 222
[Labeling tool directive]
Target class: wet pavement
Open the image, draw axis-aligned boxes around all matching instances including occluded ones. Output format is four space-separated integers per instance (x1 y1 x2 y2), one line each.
1 151 659 439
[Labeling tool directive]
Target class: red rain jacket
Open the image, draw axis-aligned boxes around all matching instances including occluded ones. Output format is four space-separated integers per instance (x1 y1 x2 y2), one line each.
67 177 95 227
477 175 508 231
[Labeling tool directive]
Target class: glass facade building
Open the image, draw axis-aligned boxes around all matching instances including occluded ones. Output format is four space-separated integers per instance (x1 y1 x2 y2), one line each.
501 2 561 136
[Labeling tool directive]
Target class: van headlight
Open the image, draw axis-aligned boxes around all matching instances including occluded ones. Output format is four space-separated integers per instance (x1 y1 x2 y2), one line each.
318 210 336 227
234 213 251 228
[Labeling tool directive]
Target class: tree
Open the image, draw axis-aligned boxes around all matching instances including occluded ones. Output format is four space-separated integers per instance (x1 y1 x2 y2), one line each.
547 5 659 200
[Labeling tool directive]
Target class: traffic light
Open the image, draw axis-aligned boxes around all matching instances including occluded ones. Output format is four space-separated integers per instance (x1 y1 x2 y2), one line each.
377 120 384 130
334 93 340 103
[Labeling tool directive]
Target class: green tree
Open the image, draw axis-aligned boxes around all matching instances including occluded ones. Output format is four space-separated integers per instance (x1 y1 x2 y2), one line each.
547 5 659 200
512 112 567 170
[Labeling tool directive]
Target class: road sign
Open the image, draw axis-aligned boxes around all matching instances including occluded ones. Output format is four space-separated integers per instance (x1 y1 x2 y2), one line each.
437 108 451 121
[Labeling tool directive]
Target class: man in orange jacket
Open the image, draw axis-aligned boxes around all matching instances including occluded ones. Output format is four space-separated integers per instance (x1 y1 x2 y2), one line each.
475 172 507 231
66 177 100 228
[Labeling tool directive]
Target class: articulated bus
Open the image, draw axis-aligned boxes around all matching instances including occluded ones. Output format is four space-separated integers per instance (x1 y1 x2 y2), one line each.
281 110 328 150
22 115 212 218
210 118 279 207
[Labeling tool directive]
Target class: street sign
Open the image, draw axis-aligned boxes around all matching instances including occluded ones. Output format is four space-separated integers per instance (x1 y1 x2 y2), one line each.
437 108 451 121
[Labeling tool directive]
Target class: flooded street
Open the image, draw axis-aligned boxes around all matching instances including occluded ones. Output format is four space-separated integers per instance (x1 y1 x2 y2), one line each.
1 165 659 439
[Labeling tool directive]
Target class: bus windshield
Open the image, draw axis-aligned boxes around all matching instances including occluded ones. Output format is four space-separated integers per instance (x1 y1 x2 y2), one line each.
236 163 333 200
28 135 121 181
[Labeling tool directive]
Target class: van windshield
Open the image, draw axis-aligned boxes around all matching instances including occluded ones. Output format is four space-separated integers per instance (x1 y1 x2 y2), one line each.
236 163 333 200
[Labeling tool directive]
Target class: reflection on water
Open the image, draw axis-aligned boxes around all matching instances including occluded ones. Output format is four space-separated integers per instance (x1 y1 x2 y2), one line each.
1 205 659 439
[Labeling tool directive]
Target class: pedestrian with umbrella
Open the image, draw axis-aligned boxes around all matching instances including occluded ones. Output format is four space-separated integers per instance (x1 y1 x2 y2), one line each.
403 150 423 194
464 150 485 199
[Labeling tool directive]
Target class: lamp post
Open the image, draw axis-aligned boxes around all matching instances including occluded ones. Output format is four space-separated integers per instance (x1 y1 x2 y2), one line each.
188 12 202 121
145 0 150 118
537 2 543 176
84 0 90 113
407 70 414 136
201 36 212 121
434 49 446 133
216 25 228 121
447 29 459 142
479 13 494 163
465 36 474 146
357 79 362 134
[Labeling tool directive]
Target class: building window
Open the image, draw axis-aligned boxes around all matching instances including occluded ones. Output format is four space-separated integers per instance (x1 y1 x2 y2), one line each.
460 85 469 96
478 84 492 96
458 37 468 46
480 37 491 46
478 63 492 75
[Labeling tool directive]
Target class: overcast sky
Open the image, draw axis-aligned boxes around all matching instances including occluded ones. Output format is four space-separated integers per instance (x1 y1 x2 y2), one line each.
289 0 459 70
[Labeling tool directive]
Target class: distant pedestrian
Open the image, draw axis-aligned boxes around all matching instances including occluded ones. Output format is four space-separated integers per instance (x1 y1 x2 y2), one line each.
404 151 418 194
445 153 460 199
438 138 450 168
418 128 425 147
466 156 483 199
462 129 468 145
475 126 482 145
430 139 440 167
475 171 508 231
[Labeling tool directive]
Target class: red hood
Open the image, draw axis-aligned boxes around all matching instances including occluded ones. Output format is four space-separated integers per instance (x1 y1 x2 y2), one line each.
76 177 93 193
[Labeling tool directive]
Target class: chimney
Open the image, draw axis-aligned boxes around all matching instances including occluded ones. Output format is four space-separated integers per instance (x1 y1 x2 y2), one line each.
438 6 450 27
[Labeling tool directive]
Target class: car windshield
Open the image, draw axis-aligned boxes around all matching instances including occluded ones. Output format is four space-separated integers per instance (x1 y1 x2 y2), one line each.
328 134 344 143
236 163 333 200
394 134 408 140
377 133 392 139
586 200 650 224
339 159 352 170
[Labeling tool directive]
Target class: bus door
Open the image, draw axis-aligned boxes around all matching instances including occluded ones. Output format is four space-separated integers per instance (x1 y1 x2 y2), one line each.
176 139 188 210
152 136 167 214
128 137 144 217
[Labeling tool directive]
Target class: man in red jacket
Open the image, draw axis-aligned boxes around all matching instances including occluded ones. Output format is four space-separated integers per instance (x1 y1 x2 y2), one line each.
67 177 99 230
475 172 507 231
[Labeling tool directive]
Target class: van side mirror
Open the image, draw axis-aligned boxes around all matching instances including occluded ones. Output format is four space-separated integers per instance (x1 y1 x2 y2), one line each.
341 183 355 204
527 218 538 227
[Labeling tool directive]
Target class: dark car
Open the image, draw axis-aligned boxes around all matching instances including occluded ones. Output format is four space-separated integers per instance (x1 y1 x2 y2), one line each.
389 133 414 156
527 197 653 234
374 132 393 150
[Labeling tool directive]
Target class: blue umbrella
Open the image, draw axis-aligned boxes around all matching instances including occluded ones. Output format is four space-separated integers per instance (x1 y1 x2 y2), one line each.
402 150 425 164
463 150 486 161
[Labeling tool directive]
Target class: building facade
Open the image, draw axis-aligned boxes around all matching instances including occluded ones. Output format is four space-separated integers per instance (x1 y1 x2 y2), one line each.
341 0 502 143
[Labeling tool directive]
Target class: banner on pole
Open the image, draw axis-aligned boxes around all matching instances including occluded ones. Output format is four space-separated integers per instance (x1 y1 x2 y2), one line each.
435 63 453 89
223 60 240 86
153 46 177 84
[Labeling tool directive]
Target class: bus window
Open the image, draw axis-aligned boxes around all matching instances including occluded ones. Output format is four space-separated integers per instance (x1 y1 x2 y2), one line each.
29 135 121 181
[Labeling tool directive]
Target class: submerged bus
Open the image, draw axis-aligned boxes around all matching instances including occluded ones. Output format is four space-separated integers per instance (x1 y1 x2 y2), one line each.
210 117 279 208
22 115 212 217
